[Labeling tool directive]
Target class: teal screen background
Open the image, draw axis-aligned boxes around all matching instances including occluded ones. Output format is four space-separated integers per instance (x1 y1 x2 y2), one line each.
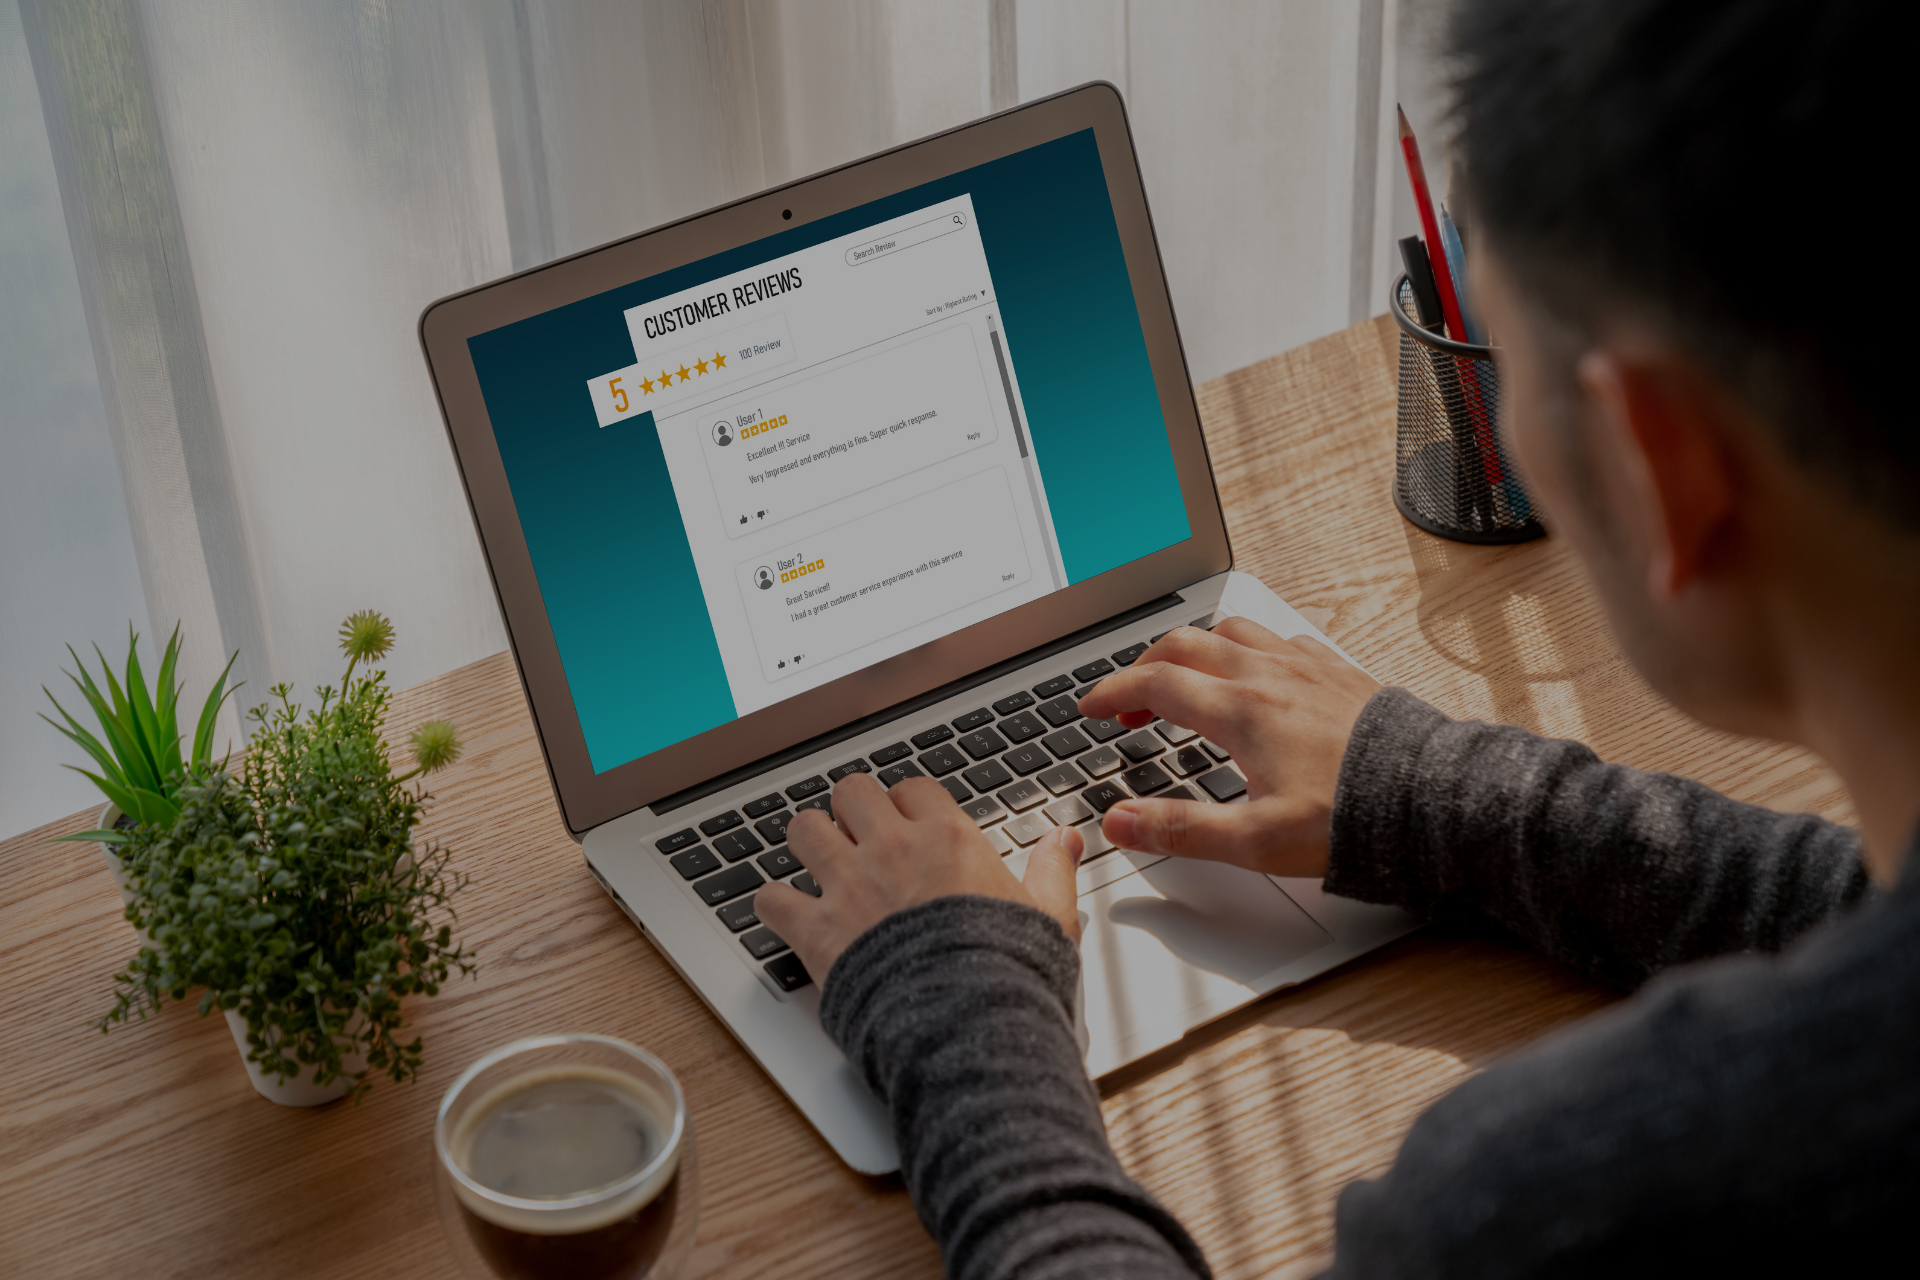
469 128 1191 774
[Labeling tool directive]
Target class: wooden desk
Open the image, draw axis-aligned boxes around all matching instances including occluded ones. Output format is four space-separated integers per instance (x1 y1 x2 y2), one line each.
0 316 1853 1279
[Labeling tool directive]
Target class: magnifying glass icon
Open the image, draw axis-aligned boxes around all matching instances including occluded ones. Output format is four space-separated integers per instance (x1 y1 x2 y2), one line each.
952 215 962 225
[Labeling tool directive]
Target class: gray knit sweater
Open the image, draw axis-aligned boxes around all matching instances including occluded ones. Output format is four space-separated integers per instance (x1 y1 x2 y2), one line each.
817 688 1912 1276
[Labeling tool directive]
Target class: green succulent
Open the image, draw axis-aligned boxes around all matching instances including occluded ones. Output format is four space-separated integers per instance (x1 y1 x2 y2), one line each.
42 626 238 842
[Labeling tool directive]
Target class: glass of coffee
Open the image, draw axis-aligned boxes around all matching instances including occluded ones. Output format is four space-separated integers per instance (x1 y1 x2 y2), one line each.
435 1034 699 1280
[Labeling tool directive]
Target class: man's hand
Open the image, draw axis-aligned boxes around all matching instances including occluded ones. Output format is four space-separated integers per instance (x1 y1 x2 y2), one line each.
1077 617 1381 877
755 772 1085 981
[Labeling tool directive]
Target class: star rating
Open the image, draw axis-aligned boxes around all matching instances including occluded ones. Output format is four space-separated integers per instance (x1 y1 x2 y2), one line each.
640 373 656 394
639 352 732 396
675 362 691 383
711 351 726 369
658 370 672 390
693 355 710 376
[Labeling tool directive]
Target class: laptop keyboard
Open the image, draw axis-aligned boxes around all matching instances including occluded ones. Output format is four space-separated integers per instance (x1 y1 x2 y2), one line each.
646 622 1248 995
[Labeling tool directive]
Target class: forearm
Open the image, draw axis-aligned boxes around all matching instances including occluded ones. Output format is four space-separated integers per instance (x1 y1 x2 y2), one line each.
1325 688 1869 988
821 896 1209 1280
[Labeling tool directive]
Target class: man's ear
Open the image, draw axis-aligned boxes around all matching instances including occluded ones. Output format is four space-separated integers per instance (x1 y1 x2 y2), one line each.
1575 349 1739 598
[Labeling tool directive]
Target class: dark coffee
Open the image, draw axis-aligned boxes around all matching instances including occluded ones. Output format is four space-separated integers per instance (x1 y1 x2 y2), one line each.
451 1066 681 1280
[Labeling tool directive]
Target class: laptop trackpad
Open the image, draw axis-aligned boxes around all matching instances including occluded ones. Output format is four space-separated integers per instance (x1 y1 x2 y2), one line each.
1077 859 1334 1076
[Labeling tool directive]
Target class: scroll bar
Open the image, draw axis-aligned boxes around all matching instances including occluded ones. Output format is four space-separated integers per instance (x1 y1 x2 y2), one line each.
987 316 1066 590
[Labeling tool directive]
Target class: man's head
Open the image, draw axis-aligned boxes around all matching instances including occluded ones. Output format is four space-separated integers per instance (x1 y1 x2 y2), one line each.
1450 0 1919 745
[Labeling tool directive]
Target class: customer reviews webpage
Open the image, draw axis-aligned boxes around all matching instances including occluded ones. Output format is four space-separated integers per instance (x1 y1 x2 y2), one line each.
585 195 1067 719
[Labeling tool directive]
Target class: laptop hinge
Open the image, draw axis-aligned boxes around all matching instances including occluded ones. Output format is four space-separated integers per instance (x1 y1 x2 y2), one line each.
649 592 1189 817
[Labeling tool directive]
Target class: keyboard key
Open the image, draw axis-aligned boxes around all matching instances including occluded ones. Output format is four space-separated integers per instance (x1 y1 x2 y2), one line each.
795 794 833 818
699 810 743 837
693 862 763 906
1161 785 1199 802
1121 761 1173 795
716 896 760 932
792 872 822 897
1201 738 1232 761
713 829 764 862
1003 744 1051 775
669 846 720 879
1155 721 1200 745
1036 695 1081 728
828 759 872 782
962 759 1014 792
1046 795 1094 826
997 779 1046 812
1072 658 1115 684
958 728 1009 760
1075 683 1101 701
1079 820 1116 862
1170 745 1213 777
870 741 913 766
656 828 699 854
1082 715 1128 743
985 825 1015 855
1116 730 1164 763
1079 745 1124 778
743 793 786 819
757 848 803 879
741 926 789 959
786 775 828 801
878 761 925 787
951 707 995 732
999 709 1047 743
1031 674 1074 698
917 744 967 777
754 811 793 845
1198 766 1248 802
911 724 954 750
1082 780 1129 813
1111 641 1150 667
764 951 812 991
1042 726 1092 758
1004 811 1054 846
992 690 1035 715
961 794 1006 826
1037 762 1089 795
940 777 972 804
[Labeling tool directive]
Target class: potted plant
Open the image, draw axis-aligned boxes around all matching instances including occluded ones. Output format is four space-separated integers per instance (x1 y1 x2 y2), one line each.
68 612 476 1106
42 626 238 917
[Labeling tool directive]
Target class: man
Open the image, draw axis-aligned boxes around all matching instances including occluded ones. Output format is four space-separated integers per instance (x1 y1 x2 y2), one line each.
756 0 1919 1272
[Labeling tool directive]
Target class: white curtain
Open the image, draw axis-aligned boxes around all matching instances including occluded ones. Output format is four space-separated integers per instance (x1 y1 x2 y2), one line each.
2 0 1439 838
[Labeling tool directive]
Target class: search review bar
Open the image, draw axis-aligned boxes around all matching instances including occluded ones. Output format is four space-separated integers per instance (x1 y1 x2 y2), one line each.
845 212 968 267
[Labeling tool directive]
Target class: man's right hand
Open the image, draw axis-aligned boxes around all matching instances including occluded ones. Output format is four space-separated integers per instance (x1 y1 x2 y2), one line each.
1076 617 1381 878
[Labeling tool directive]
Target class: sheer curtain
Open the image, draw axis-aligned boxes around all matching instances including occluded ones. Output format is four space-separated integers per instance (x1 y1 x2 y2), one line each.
3 0 1432 838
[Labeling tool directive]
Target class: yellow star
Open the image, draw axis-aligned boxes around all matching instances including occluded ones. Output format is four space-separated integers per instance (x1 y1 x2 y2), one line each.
639 374 656 394
675 363 691 383
712 351 727 370
693 355 711 376
659 370 672 389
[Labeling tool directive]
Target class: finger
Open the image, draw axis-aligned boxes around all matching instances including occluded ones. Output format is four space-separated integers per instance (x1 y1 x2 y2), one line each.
751 882 815 942
785 806 855 877
1020 824 1084 943
1208 615 1296 656
1080 662 1243 738
1102 796 1280 865
885 774 964 823
828 771 900 844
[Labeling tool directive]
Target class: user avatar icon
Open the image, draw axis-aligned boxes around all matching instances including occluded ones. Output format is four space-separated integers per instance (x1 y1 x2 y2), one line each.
754 566 774 591
713 420 733 447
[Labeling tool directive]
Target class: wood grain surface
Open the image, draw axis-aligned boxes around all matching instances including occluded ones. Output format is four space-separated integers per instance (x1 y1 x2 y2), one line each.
0 315 1853 1279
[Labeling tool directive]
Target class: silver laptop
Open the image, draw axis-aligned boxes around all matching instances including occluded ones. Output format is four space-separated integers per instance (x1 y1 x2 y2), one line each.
419 83 1415 1175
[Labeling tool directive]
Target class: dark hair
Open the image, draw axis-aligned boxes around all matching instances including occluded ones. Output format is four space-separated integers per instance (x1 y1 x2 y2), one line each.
1450 0 1915 530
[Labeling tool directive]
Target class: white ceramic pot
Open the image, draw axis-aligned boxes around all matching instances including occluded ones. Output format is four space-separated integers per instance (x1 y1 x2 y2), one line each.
95 802 160 950
223 1008 368 1107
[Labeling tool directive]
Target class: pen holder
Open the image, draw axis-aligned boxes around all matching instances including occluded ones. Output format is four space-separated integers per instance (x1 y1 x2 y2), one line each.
1389 273 1544 544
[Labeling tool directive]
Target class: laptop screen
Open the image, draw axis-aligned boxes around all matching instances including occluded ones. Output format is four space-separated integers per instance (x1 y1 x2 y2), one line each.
468 129 1191 776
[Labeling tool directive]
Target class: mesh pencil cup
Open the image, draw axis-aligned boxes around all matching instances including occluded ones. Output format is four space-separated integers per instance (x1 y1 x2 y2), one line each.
1388 273 1544 543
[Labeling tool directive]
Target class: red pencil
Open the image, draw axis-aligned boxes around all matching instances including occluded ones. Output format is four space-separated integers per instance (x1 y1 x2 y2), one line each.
1397 106 1469 344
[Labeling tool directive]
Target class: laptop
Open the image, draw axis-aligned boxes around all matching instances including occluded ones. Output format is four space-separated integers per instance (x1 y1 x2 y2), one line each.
419 82 1416 1175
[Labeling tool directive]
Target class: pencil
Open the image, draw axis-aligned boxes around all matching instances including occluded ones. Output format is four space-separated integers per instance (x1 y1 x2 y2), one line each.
1396 106 1469 344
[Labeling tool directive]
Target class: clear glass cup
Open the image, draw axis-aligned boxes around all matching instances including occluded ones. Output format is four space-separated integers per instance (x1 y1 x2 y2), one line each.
434 1034 700 1280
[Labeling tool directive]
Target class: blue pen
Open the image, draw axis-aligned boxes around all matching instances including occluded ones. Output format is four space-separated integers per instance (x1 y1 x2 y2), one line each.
1438 204 1487 346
